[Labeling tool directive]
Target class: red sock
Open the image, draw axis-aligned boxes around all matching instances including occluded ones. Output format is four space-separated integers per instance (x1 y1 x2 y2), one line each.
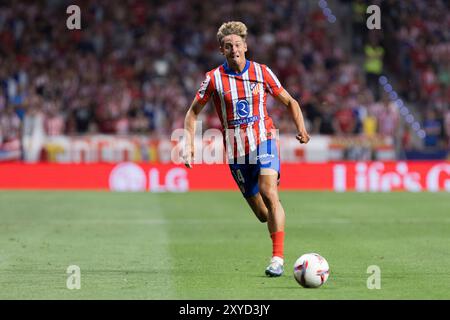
270 231 284 259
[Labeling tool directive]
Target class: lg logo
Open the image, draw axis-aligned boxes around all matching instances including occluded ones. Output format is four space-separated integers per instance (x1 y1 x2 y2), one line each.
109 163 189 192
109 163 147 192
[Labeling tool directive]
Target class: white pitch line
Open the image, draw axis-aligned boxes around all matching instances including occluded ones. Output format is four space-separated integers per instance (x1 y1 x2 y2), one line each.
47 218 450 225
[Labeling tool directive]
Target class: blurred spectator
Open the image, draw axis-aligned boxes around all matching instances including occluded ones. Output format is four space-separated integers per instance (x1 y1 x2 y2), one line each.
115 111 130 135
364 36 384 101
377 0 449 154
0 0 377 139
351 0 367 53
72 102 94 134
317 103 335 135
44 100 65 136
401 124 413 150
362 108 377 138
377 98 399 139
443 106 450 148
22 106 45 162
333 104 357 135
0 105 21 151
422 108 443 148
301 98 322 134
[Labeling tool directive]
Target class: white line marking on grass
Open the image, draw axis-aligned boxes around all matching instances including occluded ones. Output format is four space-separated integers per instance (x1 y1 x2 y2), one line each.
38 217 450 227
49 218 353 225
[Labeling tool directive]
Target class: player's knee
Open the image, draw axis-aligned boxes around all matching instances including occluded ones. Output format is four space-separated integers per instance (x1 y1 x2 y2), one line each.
261 191 277 205
259 183 276 198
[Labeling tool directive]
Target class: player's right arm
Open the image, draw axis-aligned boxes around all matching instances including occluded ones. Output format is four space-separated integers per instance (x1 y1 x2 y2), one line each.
183 72 214 168
183 97 206 168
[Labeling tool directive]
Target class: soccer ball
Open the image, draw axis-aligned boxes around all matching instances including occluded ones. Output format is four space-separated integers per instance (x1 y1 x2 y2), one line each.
293 253 330 288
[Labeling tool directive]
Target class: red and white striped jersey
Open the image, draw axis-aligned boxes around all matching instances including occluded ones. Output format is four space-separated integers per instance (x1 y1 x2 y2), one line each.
195 60 284 159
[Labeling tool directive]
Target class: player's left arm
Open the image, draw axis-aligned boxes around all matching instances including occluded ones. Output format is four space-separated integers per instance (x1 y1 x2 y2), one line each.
274 89 311 144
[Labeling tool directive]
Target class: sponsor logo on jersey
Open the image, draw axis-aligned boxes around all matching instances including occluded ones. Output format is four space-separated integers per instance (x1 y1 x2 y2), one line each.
228 115 259 127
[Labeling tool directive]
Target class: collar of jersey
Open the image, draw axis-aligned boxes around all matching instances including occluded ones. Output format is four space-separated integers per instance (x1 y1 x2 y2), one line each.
222 60 250 76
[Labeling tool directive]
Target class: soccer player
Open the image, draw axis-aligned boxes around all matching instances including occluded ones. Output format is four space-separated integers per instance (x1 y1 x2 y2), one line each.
183 21 310 277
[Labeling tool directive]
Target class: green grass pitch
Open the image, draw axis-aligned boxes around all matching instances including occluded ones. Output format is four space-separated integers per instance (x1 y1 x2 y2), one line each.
0 191 449 299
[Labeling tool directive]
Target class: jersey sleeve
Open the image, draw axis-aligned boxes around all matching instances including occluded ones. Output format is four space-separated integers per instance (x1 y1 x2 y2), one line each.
195 72 214 106
261 65 284 97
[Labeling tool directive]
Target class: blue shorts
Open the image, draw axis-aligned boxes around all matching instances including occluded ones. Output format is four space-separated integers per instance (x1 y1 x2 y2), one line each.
228 139 280 198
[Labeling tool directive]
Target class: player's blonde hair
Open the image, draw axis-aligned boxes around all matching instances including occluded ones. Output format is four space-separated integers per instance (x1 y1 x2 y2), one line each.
217 21 248 46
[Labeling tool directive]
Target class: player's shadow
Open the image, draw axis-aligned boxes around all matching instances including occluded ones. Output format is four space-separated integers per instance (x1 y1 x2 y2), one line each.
254 275 336 290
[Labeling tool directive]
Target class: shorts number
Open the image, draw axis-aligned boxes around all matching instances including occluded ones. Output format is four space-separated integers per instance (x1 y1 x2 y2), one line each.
235 169 245 183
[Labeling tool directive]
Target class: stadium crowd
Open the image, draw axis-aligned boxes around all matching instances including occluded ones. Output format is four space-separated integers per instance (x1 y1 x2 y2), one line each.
379 0 450 151
0 0 448 158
